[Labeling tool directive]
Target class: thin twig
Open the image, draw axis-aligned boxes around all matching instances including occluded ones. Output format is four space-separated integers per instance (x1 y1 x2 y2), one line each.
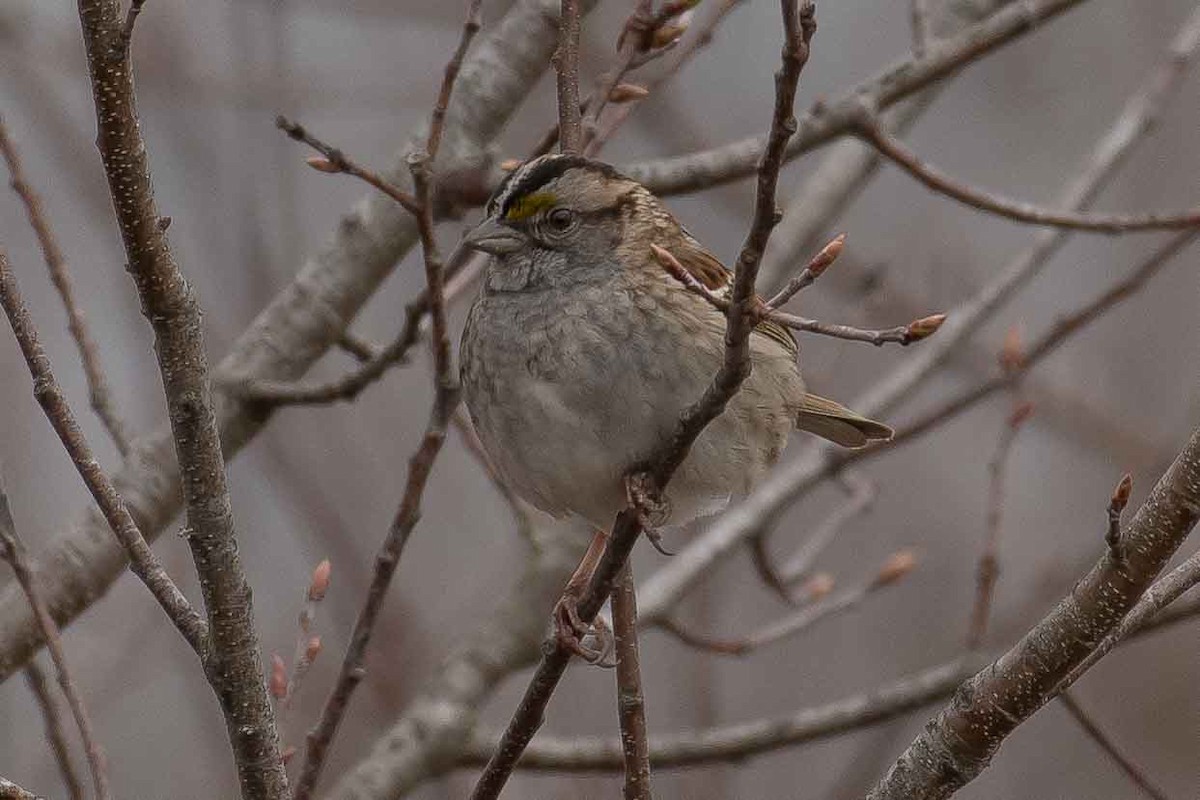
763 232 844 309
0 480 110 800
965 400 1032 651
24 660 85 800
468 7 816 797
230 244 475 406
910 0 935 55
659 550 915 656
854 109 1200 234
120 0 146 45
584 0 746 157
0 249 207 652
0 115 132 455
886 229 1198 452
653 243 946 347
276 116 420 215
776 471 876 586
1059 692 1172 800
555 0 585 154
290 3 476 796
612 564 651 799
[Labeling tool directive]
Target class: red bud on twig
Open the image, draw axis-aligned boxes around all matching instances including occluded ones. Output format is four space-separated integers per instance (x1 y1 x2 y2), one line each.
269 653 288 700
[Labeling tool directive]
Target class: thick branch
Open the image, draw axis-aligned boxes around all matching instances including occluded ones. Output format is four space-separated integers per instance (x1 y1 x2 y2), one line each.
867 423 1200 800
0 0 589 684
75 0 285 793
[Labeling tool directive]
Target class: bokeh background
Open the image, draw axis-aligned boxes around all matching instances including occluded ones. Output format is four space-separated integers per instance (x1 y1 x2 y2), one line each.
1 0 1199 797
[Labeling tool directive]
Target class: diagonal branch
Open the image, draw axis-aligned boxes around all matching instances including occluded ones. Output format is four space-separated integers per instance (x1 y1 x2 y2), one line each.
468 4 817 797
867 423 1200 800
626 0 1090 195
853 109 1200 234
1059 691 1172 800
75 0 285 793
288 3 477 796
0 479 110 800
24 660 85 800
0 0 587 686
0 249 207 652
635 6 1200 621
0 115 132 455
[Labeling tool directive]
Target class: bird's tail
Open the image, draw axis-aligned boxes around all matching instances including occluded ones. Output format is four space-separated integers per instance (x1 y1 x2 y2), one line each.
796 392 893 448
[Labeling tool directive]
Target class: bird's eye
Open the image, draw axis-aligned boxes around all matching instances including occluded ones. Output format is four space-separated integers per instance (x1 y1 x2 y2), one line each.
546 207 577 233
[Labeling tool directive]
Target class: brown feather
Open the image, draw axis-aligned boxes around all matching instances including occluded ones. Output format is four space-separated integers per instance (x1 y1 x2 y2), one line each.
668 236 799 358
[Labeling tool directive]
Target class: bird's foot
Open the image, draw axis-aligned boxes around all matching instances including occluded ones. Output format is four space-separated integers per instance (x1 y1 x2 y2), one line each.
625 472 673 555
553 591 616 667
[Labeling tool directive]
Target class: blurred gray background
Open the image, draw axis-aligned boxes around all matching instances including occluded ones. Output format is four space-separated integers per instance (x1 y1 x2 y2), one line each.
1 0 1198 797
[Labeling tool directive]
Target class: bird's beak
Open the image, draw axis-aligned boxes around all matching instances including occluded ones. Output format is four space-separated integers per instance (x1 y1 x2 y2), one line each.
462 216 525 255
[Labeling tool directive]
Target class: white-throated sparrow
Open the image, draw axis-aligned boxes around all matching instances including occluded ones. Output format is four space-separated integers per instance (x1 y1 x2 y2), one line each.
460 154 891 532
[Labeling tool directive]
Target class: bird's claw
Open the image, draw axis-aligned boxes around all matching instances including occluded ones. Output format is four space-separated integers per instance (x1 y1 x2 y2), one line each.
553 593 616 667
625 472 673 555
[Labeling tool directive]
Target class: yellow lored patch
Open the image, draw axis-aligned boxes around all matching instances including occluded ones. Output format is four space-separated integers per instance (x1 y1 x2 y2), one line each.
505 192 556 221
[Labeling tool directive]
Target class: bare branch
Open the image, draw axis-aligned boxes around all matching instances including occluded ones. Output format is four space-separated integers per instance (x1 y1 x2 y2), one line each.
465 660 973 771
910 0 935 54
888 229 1198 452
75 0 286 790
1059 692 1172 800
965 400 1033 651
276 116 420 215
24 660 84 800
653 243 946 347
1056 545 1200 694
659 550 915 657
0 249 206 651
120 0 147 46
0 479 110 800
854 110 1200 234
459 586 1200 776
612 565 652 799
0 115 132 455
636 9 1200 621
0 0 585 684
867 423 1200 800
468 5 817 797
554 0 584 154
763 232 844 309
0 776 41 800
627 0 1091 196
776 471 876 587
290 2 476 793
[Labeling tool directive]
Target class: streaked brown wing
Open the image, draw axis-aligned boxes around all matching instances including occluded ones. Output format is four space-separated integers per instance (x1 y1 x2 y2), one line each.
671 235 799 358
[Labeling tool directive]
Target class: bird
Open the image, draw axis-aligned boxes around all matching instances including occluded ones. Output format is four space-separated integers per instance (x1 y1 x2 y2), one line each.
458 154 891 656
